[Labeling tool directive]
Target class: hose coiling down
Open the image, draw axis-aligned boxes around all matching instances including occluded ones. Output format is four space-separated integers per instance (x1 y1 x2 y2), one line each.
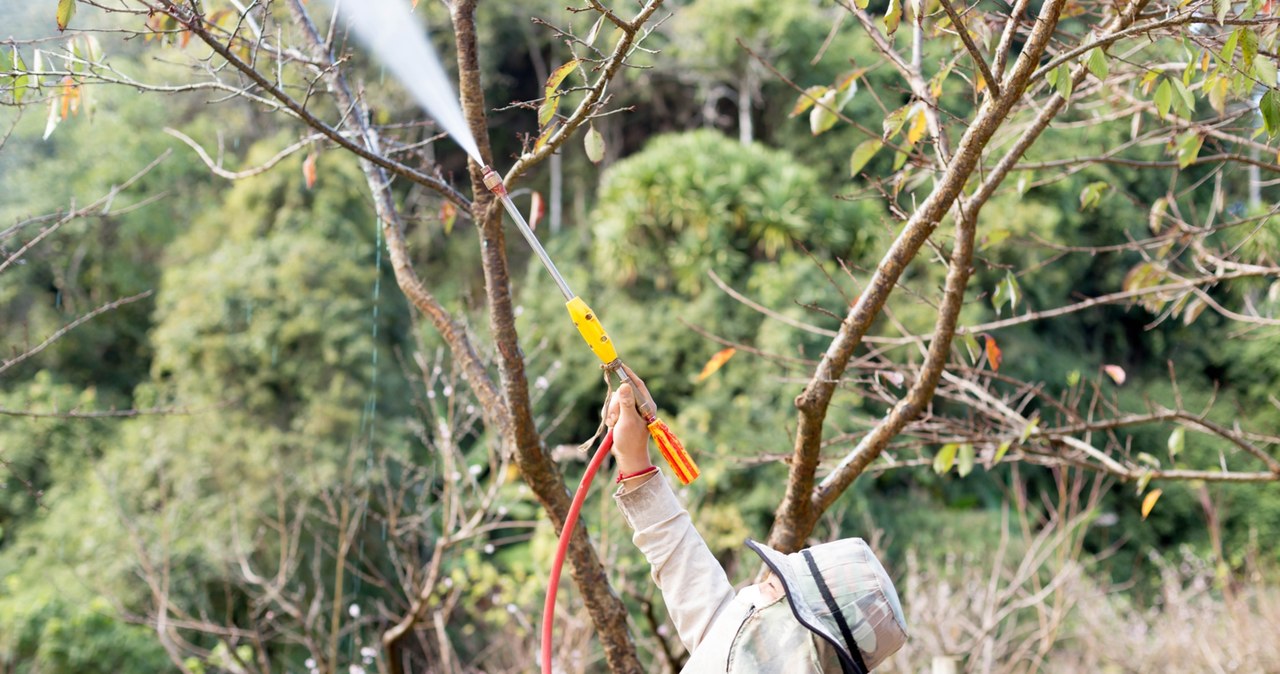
541 429 615 674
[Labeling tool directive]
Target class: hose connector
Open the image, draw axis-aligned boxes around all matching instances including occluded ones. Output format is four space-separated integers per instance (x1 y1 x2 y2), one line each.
481 165 507 196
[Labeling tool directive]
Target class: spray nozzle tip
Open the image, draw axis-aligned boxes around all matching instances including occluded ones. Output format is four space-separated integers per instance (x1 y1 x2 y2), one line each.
481 165 507 195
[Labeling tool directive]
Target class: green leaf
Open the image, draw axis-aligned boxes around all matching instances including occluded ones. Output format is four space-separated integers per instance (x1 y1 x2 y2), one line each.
957 443 975 477
1066 369 1081 386
13 52 28 104
1154 79 1173 119
1087 48 1109 80
856 0 870 8
992 277 1009 314
1260 89 1280 138
1136 470 1154 495
1170 78 1196 116
933 443 958 474
884 0 902 35
981 228 1011 250
849 139 883 176
584 124 605 163
56 0 76 31
993 440 1013 464
1168 427 1185 458
892 149 908 170
1214 0 1230 24
882 104 912 139
1020 417 1039 442
1079 181 1109 210
1175 131 1203 168
1052 63 1073 101
1137 452 1162 468
789 85 829 118
1254 56 1277 91
537 98 558 128
810 89 839 136
1149 197 1167 234
1219 29 1239 67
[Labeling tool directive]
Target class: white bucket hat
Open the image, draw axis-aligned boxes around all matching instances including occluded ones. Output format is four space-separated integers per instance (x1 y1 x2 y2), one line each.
745 538 907 673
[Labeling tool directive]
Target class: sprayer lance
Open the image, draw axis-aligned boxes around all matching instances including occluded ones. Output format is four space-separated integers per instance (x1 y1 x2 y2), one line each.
482 165 699 485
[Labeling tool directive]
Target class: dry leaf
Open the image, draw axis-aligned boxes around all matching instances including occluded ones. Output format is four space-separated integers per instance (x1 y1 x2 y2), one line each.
984 334 1003 372
302 152 317 189
696 347 736 382
1103 364 1126 385
1141 488 1162 519
529 192 545 231
439 201 457 235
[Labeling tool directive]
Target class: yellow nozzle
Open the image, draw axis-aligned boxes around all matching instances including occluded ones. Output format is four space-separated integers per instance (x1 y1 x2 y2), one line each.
565 296 618 364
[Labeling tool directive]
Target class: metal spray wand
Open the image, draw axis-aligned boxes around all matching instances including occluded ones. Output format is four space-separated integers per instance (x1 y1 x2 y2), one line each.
481 165 699 484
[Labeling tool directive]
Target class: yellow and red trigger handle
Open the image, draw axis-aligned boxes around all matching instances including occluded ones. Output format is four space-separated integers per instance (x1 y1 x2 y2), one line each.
565 296 700 485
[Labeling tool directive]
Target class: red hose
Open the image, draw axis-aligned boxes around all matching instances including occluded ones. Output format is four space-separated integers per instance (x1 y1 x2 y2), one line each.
541 428 615 674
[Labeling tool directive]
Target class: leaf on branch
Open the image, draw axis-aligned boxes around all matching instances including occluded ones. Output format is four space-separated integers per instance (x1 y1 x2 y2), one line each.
56 0 76 31
584 14 605 46
1169 78 1195 117
991 272 1020 315
984 334 1003 371
1048 63 1073 101
1020 416 1039 443
883 104 912 139
43 93 60 140
906 105 928 146
1168 427 1185 459
1103 364 1126 386
1087 48 1109 80
1238 28 1258 73
933 443 958 474
1154 79 1173 119
1141 488 1163 520
1260 89 1280 138
1149 197 1168 234
12 52 30 105
810 89 839 136
59 76 80 119
981 228 1011 250
440 201 457 235
790 85 829 117
1182 295 1207 325
884 0 902 35
696 347 736 382
993 440 1013 464
584 124 605 163
539 59 580 128
1173 131 1203 169
302 152 317 189
957 443 975 477
849 139 882 176
1079 181 1109 210
534 121 559 152
1214 0 1230 25
529 191 545 232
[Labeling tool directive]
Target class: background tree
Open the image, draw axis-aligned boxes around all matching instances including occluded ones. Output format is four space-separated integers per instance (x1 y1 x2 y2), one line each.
3 0 1280 671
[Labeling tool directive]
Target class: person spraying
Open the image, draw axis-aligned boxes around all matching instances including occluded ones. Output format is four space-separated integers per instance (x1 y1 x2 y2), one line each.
606 368 909 673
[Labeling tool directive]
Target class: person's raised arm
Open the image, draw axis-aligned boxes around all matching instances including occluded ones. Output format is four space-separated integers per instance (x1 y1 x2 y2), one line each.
608 370 736 652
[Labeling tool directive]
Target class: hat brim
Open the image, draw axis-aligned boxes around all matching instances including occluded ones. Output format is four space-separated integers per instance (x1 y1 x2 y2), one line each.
745 539 865 674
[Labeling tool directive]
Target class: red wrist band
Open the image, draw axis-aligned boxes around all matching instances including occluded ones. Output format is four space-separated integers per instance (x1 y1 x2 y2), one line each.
616 465 658 484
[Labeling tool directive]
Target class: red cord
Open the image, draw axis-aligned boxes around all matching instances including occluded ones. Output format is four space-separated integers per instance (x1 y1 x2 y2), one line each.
541 428 615 674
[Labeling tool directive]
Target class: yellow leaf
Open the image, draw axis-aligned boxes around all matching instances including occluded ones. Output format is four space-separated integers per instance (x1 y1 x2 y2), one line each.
1141 488 1162 520
906 105 928 146
696 347 736 382
57 0 76 31
539 59 581 128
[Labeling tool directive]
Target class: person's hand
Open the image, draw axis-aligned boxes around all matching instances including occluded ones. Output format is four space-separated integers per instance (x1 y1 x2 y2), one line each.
605 367 655 476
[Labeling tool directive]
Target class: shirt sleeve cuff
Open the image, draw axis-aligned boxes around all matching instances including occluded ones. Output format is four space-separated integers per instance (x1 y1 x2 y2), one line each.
613 471 684 531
